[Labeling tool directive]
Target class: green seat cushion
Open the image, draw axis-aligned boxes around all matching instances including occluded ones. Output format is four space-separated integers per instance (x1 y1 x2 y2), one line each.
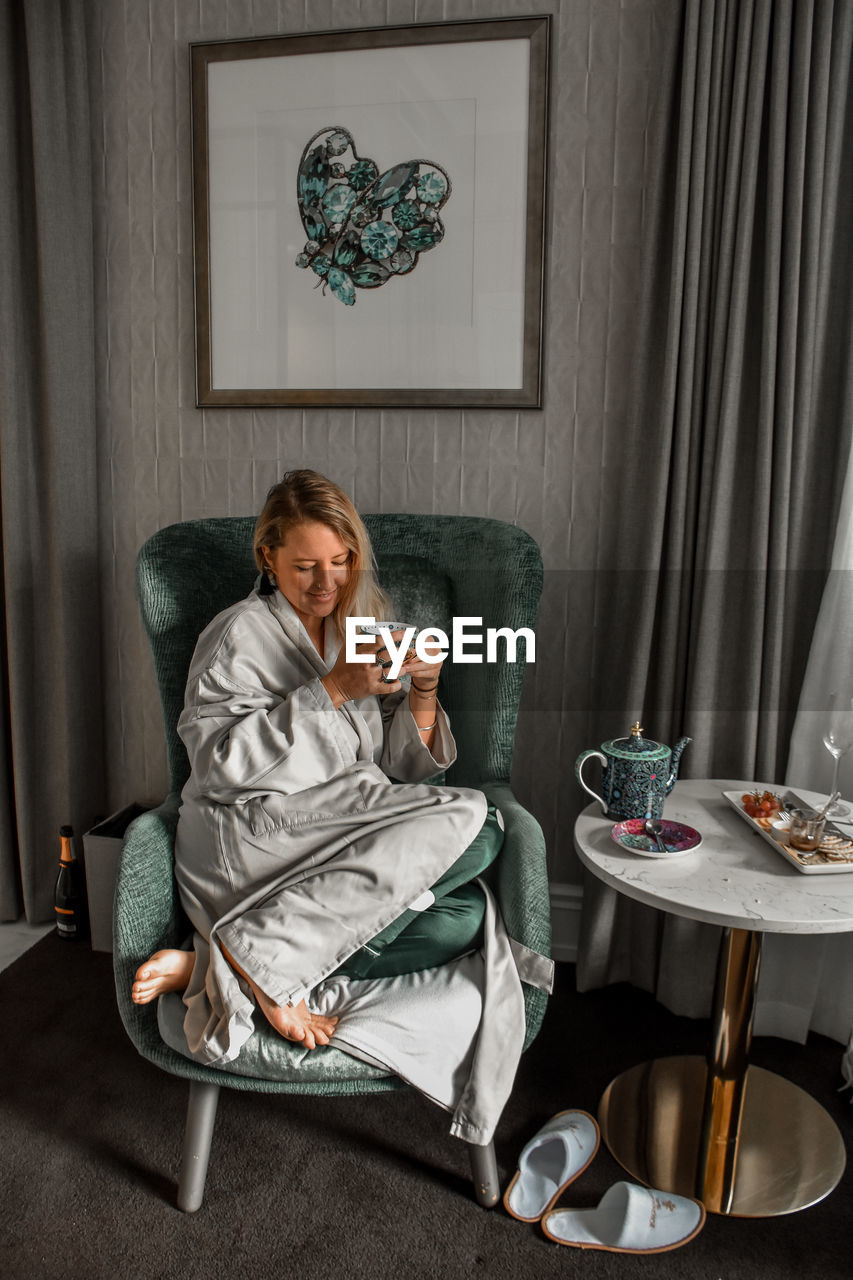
157 991 397 1086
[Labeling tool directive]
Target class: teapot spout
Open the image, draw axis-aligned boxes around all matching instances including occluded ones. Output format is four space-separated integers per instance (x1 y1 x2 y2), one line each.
665 736 692 793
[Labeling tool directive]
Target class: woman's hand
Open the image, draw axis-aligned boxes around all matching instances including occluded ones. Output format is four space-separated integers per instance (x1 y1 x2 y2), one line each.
402 637 444 747
401 636 445 691
320 631 405 708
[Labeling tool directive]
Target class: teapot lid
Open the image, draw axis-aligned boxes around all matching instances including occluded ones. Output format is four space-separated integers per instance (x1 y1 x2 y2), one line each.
608 721 666 757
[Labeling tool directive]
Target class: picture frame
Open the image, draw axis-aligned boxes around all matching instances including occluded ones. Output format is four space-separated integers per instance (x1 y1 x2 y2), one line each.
190 15 550 409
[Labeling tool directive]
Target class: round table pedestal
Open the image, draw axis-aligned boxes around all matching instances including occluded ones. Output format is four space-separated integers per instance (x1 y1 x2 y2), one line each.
599 1055 847 1217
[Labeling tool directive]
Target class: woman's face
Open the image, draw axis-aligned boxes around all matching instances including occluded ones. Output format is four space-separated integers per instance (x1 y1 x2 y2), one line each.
263 520 351 626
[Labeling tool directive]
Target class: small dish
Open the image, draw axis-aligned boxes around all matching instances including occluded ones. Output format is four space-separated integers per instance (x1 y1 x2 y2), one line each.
610 818 702 857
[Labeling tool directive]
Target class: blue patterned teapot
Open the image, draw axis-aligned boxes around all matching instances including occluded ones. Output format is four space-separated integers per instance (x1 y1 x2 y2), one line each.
575 722 691 820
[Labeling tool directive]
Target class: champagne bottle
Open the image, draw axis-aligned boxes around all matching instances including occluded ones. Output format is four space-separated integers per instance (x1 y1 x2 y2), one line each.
54 825 85 940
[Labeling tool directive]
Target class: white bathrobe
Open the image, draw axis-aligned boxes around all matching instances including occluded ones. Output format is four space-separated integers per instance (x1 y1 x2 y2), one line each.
169 584 551 1144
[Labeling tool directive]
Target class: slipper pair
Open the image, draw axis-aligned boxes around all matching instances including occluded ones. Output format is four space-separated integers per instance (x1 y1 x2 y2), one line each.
503 1110 706 1254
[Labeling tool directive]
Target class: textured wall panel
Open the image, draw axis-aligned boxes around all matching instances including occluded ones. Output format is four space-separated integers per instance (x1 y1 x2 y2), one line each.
88 0 677 879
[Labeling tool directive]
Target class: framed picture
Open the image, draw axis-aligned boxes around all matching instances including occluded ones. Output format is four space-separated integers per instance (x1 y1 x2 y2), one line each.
190 15 550 408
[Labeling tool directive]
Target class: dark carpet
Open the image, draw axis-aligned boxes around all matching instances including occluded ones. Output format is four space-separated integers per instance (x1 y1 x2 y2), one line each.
1 932 851 1280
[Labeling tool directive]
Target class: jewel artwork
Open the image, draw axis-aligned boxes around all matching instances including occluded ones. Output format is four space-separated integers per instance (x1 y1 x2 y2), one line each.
295 126 451 306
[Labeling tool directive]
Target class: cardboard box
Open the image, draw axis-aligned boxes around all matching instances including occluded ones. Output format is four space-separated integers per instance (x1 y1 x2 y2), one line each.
83 804 150 952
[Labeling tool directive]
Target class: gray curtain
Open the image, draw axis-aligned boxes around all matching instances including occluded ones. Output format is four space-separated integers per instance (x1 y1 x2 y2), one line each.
0 0 105 921
578 0 853 1022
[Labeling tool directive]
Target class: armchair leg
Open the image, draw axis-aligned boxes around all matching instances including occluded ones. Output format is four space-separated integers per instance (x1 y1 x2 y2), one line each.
468 1139 500 1207
177 1080 220 1212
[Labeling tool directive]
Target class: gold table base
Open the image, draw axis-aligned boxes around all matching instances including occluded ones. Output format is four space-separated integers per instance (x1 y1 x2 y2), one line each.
599 1055 847 1217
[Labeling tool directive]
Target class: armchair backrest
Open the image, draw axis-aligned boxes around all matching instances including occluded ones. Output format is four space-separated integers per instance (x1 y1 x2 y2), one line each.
135 514 542 793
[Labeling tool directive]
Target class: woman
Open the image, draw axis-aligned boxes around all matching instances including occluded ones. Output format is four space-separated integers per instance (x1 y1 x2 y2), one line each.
132 471 547 1143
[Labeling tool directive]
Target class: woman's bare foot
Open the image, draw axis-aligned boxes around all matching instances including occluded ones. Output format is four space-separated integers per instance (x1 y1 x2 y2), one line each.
252 986 338 1051
131 949 194 1004
221 945 337 1050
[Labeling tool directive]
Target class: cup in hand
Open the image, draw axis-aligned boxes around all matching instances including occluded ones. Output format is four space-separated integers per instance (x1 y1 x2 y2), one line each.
359 622 418 682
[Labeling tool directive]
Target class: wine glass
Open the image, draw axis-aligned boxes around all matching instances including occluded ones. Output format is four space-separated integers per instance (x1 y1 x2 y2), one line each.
822 689 853 818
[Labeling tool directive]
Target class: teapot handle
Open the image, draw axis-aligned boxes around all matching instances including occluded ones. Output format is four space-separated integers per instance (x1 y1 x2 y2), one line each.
575 750 608 815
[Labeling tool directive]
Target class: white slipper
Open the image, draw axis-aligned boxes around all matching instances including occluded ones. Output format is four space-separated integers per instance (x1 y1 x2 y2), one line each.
503 1109 600 1222
542 1181 706 1253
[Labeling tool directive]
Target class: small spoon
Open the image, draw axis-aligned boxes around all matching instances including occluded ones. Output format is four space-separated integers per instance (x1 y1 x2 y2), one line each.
816 791 841 821
644 818 667 853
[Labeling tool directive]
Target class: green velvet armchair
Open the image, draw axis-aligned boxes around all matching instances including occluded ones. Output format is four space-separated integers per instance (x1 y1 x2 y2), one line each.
113 513 551 1211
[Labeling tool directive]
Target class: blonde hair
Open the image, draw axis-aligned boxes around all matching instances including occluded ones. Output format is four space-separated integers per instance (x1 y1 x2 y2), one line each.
253 470 391 632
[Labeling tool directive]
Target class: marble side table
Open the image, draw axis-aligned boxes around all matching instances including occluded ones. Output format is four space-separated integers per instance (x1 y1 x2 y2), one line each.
574 779 849 1217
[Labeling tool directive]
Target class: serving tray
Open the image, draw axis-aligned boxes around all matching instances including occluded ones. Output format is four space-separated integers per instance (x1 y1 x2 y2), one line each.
722 789 853 874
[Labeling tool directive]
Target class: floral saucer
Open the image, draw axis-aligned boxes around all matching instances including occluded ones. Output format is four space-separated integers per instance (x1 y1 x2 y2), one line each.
610 818 702 858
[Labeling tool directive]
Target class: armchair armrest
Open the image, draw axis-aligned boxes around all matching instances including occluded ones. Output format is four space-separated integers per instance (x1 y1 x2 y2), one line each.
480 781 551 1048
113 794 184 1055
